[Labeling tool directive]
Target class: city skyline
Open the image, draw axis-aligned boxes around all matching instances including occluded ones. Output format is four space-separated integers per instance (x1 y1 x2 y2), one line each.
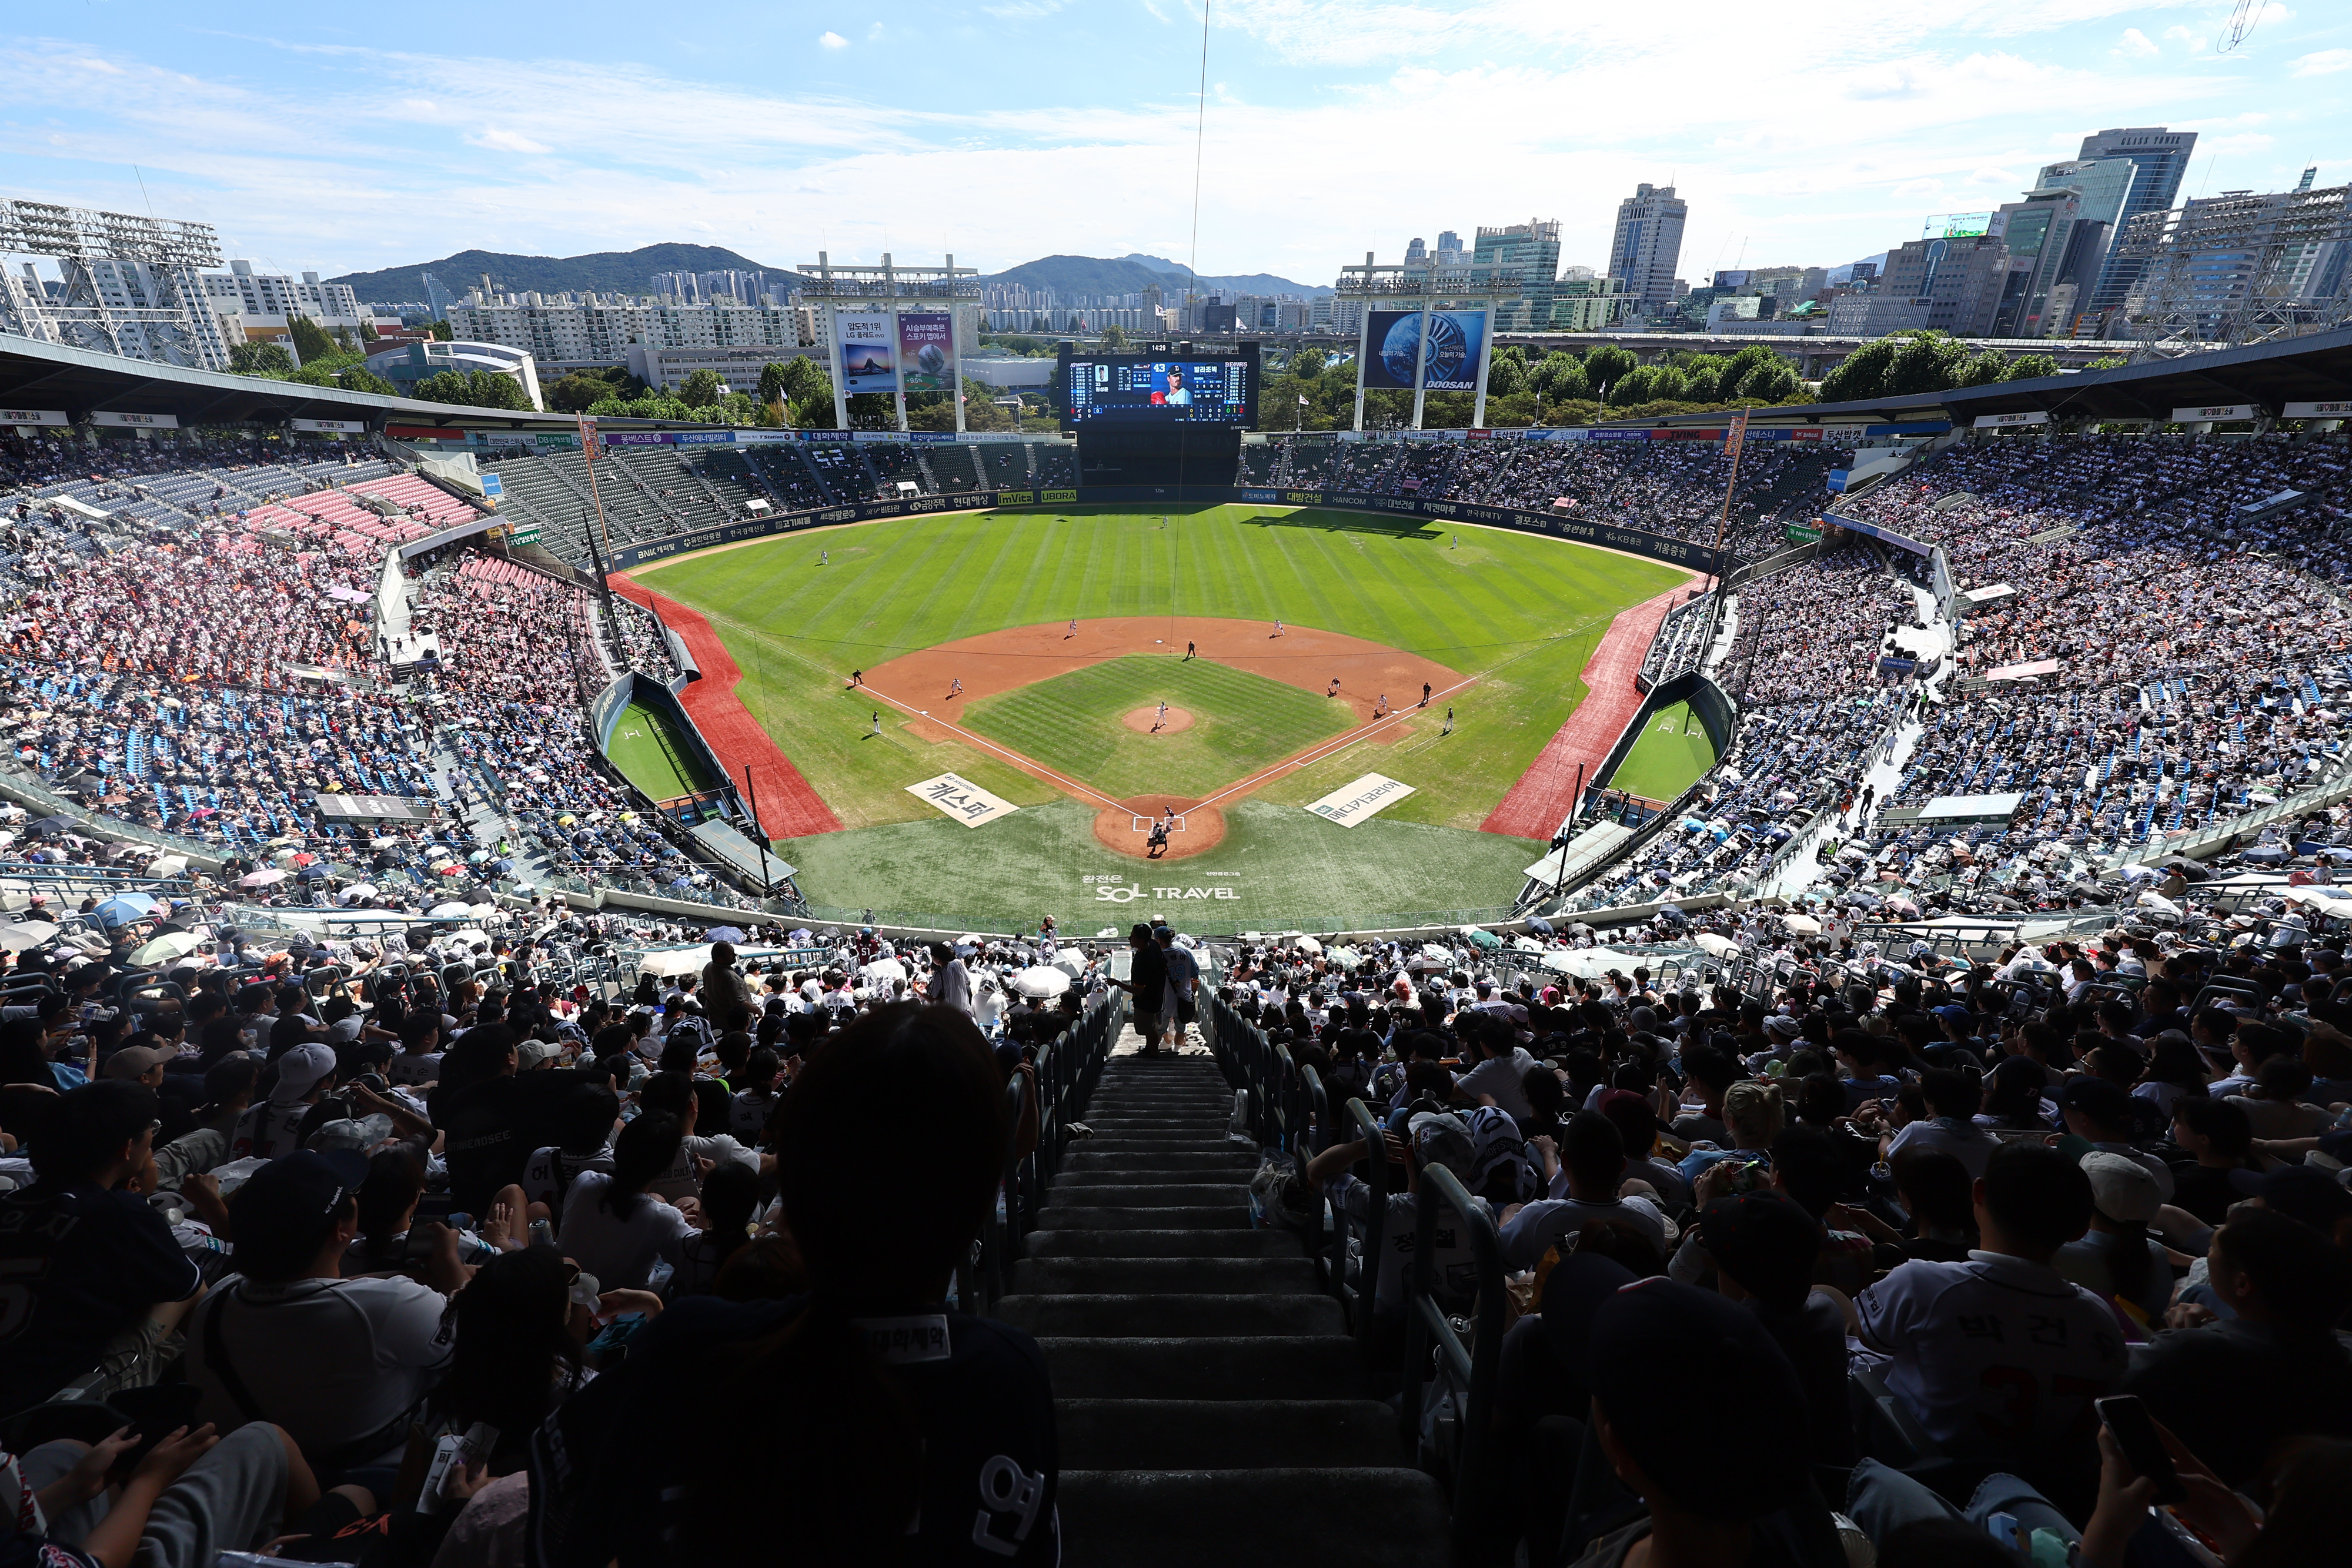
0 1 2344 287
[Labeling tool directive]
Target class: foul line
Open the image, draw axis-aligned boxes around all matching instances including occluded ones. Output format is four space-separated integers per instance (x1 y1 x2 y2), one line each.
857 684 1128 811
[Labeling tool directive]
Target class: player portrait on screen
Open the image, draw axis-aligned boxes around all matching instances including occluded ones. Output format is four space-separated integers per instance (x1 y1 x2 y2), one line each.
1154 365 1191 406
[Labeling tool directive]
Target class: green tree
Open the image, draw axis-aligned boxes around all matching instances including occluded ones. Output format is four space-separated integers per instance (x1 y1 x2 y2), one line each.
1819 339 1897 402
1541 356 1592 404
677 369 724 409
547 373 614 413
1955 349 2011 387
1885 332 1967 396
1486 352 1526 399
337 366 398 397
2003 352 2060 382
414 369 530 410
1648 365 1689 403
1737 359 1802 403
427 320 452 342
1582 345 1638 399
1716 345 1785 404
2084 355 2128 370
229 342 296 377
1098 325 1131 352
1608 365 1661 406
359 322 379 344
285 363 340 387
1679 354 1726 403
287 315 336 365
1292 346 1328 381
757 362 791 407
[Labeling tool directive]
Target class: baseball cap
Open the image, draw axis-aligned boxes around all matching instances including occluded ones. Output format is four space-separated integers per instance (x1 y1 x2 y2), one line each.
1698 1191 1824 1310
269 1040 339 1104
2079 1151 2163 1225
228 1148 368 1249
101 1044 174 1081
1582 1278 1810 1520
516 1039 564 1068
1405 1109 1476 1182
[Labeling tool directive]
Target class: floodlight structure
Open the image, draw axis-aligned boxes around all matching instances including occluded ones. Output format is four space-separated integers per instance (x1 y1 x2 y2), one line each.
0 200 233 370
2113 182 2352 357
793 253 980 433
1334 254 1525 430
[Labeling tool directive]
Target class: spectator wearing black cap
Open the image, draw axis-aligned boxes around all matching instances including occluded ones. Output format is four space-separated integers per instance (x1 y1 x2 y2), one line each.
1692 1191 1857 1466
182 1149 462 1476
1502 1111 1670 1271
1854 1142 2126 1467
1569 1278 1843 1566
2056 1076 2174 1202
0 1081 204 1417
2124 1208 2352 1489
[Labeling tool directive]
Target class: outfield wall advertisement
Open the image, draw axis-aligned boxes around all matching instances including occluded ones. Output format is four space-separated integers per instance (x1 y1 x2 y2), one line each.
605 484 1731 576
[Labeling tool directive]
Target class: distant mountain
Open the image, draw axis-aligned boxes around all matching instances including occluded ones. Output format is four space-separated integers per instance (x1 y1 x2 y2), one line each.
978 253 1331 299
328 243 780 305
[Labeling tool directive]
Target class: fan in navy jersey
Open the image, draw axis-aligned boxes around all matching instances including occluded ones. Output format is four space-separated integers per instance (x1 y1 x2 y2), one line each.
527 1001 1058 1566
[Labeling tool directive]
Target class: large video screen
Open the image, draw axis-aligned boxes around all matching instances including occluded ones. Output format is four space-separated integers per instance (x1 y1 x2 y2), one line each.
1059 346 1259 428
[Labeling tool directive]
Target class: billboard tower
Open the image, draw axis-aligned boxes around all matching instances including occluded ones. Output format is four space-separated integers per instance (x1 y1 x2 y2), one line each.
794 253 978 433
1334 252 1515 430
0 200 232 370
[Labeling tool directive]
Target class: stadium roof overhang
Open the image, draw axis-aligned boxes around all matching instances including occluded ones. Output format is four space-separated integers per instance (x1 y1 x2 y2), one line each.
0 336 704 432
1639 325 2352 429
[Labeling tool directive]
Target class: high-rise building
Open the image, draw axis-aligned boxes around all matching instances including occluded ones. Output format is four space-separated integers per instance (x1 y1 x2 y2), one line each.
1404 237 1428 263
1984 186 2110 337
1608 183 1688 316
2114 179 2352 344
421 272 453 321
2073 127 2198 315
1435 230 1463 265
1875 233 2010 336
1471 218 1563 331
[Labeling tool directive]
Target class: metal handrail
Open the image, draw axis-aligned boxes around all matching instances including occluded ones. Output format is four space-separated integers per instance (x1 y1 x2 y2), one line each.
1399 1161 1505 1545
974 992 1120 1316
1341 1096 1389 1358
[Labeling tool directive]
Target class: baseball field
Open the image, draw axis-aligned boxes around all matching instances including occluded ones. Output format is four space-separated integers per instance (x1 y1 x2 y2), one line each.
627 503 1692 932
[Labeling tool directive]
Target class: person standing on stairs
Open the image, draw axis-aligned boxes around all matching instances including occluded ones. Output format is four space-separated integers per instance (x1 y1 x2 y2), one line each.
1155 925 1198 1052
1104 923 1168 1056
524 1002 1062 1565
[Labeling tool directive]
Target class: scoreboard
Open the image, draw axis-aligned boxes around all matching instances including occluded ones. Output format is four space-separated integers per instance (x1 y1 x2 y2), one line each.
1058 344 1260 429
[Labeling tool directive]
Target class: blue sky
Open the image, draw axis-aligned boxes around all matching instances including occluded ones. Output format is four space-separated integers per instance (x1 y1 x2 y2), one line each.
2 0 2347 288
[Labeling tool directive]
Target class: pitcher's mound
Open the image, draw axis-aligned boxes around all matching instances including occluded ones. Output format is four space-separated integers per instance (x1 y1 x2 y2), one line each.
1122 706 1194 734
1094 793 1226 860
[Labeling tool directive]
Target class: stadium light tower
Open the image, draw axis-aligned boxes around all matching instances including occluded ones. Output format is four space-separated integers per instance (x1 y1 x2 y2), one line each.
1334 251 1524 431
0 199 232 370
793 253 981 433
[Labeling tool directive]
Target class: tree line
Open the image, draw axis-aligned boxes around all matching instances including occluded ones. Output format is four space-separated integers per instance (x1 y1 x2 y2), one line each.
1818 330 2069 402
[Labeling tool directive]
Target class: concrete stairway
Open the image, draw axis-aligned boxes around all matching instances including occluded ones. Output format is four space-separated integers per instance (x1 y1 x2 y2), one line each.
995 1047 1451 1566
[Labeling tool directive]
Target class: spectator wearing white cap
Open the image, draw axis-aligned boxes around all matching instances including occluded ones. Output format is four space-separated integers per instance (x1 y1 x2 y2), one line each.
229 1041 336 1162
2055 1151 2173 1324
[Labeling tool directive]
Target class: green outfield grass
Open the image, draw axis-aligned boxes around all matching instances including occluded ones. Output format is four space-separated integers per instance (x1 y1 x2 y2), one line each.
776 798 1546 934
604 700 715 803
638 504 1685 923
1609 700 1719 802
960 655 1354 800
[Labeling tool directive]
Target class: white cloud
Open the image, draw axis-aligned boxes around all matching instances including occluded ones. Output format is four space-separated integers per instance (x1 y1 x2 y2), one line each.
2293 48 2352 76
818 30 850 49
467 127 549 155
2113 26 2157 56
2162 24 2206 51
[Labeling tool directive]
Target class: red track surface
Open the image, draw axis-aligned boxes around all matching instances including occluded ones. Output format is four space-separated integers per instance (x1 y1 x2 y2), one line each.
1481 580 1700 840
608 573 842 838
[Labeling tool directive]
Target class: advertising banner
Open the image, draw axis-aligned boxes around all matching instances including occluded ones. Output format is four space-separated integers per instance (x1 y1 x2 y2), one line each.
837 313 897 394
1421 309 1485 392
1361 310 1422 390
91 411 176 429
0 409 67 427
2171 403 2256 423
1305 773 1416 827
289 418 366 433
907 771 1019 828
897 312 953 393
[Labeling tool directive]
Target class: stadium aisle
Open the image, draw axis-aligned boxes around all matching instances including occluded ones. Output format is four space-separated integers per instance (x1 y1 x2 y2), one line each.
996 1053 1448 1566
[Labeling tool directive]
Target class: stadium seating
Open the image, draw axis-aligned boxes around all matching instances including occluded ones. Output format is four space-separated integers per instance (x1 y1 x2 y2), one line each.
980 442 1033 488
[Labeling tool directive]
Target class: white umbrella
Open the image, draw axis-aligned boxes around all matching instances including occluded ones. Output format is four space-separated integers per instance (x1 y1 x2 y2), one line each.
1418 943 1455 965
147 855 189 875
2135 890 2181 915
861 957 908 985
1781 914 1823 935
429 901 474 918
1012 965 1071 998
1051 954 1087 981
1695 932 1739 958
238 868 289 888
129 930 201 965
1327 945 1364 967
1291 935 1324 955
0 920 58 951
635 945 713 978
339 883 379 904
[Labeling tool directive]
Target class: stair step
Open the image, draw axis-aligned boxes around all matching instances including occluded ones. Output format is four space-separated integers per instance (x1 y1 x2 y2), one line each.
1034 1205 1252 1231
1025 1228 1300 1259
1056 1398 1400 1469
1001 1292 1344 1338
1011 1256 1319 1295
1048 1183 1245 1206
1077 1115 1238 1130
1062 1149 1258 1172
1074 1136 1254 1154
1045 1166 1245 1188
1037 1335 1366 1398
1056 1469 1450 1567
